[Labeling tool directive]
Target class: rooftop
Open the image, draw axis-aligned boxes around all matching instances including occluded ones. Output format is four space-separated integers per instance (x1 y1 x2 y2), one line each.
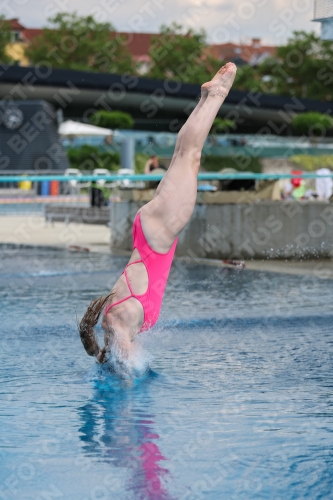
7 19 276 66
211 39 276 66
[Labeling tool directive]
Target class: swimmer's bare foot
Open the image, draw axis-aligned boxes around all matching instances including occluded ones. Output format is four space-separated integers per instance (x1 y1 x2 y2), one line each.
201 62 237 98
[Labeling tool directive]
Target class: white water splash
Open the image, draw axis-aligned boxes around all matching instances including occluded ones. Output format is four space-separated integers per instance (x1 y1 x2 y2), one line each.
85 336 153 388
106 339 153 380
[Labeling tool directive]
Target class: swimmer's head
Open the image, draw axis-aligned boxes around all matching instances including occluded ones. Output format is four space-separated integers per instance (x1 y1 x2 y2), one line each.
79 292 115 358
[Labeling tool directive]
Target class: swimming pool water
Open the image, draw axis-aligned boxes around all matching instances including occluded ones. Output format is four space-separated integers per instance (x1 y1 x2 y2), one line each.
1 248 333 499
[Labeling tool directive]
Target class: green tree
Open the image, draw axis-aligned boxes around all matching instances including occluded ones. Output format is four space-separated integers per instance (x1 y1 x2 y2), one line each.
257 31 333 100
0 17 12 64
233 65 262 93
209 118 236 145
134 153 150 174
292 112 333 137
211 117 236 134
26 12 134 74
148 23 221 84
67 145 120 170
201 155 262 173
228 31 333 100
91 110 134 129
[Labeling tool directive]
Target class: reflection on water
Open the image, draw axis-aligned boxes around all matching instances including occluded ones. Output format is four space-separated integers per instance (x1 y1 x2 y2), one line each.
78 372 173 500
1 248 333 499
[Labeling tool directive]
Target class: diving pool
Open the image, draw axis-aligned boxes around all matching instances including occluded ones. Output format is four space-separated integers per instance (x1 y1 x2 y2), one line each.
0 248 332 499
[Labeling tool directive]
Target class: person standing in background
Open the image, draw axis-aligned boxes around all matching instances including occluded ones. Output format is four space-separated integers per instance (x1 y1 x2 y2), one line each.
144 155 166 174
316 168 333 201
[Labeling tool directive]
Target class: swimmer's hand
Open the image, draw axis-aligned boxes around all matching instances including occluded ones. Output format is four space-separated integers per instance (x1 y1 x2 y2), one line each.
97 348 107 364
97 341 140 379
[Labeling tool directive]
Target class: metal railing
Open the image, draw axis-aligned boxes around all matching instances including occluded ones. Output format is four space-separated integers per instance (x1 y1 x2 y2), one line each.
0 171 331 216
0 172 333 183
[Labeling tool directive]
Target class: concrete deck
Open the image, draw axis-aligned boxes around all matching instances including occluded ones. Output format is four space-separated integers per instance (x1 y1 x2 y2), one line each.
0 216 110 253
0 216 332 279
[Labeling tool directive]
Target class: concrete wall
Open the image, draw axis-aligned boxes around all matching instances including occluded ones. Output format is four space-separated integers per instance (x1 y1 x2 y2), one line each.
111 201 333 260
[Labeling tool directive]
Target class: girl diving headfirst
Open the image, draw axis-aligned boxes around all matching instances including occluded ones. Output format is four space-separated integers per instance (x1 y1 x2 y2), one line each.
79 62 237 374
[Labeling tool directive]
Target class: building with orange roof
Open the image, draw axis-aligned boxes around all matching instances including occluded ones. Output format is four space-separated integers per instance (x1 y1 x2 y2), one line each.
4 19 276 70
4 19 30 65
210 38 276 66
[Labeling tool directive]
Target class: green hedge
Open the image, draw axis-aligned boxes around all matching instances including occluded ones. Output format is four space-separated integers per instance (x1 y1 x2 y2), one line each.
67 148 263 175
134 153 150 174
67 146 149 173
289 154 333 171
90 110 134 130
67 145 120 171
292 112 333 136
201 154 262 173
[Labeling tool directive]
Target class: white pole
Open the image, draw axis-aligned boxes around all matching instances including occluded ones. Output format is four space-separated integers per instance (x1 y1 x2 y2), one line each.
121 138 135 170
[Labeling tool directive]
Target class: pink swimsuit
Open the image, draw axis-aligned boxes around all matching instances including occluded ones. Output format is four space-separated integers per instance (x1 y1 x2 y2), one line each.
105 212 178 332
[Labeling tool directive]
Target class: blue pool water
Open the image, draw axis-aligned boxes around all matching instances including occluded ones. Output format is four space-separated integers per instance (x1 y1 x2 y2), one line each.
1 248 333 499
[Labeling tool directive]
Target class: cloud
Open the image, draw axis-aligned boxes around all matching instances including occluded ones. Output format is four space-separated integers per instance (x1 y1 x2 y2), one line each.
201 0 234 10
1 0 320 44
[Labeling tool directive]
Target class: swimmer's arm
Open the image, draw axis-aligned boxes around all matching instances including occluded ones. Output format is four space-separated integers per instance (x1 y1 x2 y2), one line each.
97 329 136 364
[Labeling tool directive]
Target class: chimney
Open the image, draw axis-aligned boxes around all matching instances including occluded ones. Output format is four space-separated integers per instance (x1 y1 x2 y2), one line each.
252 38 261 48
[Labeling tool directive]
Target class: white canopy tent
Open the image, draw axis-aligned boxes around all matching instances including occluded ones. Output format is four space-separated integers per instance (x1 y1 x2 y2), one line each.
58 120 113 136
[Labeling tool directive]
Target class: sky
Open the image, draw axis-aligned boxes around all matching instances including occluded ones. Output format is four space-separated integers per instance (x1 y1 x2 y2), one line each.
2 0 320 45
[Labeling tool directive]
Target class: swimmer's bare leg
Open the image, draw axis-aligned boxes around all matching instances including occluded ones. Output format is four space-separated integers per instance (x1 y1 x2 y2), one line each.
171 97 208 163
155 67 234 197
142 63 237 251
154 88 209 196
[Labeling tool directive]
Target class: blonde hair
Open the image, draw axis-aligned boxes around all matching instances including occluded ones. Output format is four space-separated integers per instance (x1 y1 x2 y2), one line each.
79 291 115 357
